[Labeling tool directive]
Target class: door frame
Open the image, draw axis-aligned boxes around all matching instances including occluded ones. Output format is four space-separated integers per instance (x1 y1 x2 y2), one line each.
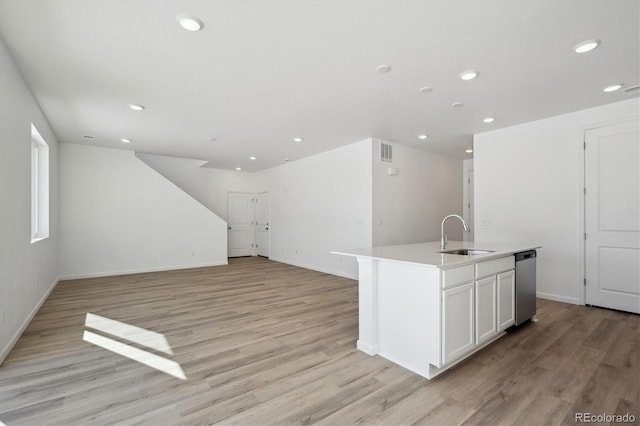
579 116 639 306
255 191 270 258
466 169 474 242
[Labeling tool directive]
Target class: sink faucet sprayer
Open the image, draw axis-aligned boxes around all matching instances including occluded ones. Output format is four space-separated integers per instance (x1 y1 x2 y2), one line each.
440 214 470 250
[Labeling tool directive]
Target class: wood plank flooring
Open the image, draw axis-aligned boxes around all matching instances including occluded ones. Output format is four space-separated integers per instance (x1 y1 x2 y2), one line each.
0 257 638 425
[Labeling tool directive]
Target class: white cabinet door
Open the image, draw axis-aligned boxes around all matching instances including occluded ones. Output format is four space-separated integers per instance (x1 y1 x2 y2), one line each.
442 282 474 365
497 270 515 330
475 276 497 345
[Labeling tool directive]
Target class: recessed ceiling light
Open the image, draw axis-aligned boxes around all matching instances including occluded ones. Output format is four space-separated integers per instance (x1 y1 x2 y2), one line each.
451 102 464 108
573 39 600 54
249 156 257 160
128 104 145 111
120 138 132 143
603 84 622 93
235 167 242 171
459 70 478 81
82 135 95 140
376 64 392 74
418 86 433 93
418 134 429 140
293 137 303 143
465 149 473 153
483 117 495 123
177 13 203 32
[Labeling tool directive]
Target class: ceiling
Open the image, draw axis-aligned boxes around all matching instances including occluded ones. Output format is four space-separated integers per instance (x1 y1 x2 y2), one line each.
0 1 638 171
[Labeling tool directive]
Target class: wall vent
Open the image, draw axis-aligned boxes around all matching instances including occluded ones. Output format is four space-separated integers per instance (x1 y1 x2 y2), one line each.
624 85 640 94
380 142 393 163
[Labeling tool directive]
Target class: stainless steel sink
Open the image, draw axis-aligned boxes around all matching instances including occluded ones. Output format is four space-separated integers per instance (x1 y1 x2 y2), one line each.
439 249 495 255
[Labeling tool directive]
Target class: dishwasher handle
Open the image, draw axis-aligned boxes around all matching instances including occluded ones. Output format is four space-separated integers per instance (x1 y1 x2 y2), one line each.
515 250 537 261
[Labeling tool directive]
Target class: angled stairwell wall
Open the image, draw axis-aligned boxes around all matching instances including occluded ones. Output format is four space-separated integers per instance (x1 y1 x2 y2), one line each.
59 144 228 279
138 141 374 279
135 153 265 220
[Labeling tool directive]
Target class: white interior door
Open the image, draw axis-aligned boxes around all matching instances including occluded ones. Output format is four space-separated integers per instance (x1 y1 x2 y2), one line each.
255 192 269 258
585 119 640 313
227 192 254 257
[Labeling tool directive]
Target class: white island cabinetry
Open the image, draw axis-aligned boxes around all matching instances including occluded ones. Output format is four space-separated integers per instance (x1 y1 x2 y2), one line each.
497 270 516 330
333 241 538 379
474 275 497 346
442 281 474 365
440 263 475 365
474 256 517 342
441 256 515 368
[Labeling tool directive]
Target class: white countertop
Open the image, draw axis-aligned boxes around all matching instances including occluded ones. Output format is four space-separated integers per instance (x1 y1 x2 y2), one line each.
331 241 541 269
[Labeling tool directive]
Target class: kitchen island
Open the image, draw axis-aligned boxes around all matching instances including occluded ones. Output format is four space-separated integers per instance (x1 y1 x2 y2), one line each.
332 241 540 379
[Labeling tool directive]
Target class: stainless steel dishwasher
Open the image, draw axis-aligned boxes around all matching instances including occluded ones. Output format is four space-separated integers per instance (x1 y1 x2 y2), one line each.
514 250 537 325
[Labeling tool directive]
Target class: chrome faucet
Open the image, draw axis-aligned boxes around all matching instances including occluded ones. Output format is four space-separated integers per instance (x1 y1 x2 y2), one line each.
440 214 470 250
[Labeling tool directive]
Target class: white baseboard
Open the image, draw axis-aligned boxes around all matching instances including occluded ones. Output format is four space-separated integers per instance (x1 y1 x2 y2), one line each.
0 277 59 366
268 256 358 280
58 260 229 281
536 291 581 305
357 340 378 355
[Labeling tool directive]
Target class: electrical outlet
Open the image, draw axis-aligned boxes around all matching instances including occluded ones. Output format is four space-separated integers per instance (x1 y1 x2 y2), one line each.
481 218 490 226
191 251 195 257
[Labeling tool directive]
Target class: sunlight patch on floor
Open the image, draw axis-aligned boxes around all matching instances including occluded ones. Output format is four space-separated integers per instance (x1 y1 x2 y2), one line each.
85 312 173 355
82 313 186 380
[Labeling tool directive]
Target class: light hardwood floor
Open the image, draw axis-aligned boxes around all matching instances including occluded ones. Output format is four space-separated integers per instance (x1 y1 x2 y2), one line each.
0 257 638 425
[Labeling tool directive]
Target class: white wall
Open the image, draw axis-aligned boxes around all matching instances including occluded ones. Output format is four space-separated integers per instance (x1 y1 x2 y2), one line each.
372 140 464 246
265 139 373 279
134 139 464 279
0 38 59 363
139 142 373 279
59 144 228 279
474 98 639 304
135 153 266 219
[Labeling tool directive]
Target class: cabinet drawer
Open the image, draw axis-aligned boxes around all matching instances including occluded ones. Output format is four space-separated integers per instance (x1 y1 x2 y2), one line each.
442 264 474 288
475 256 515 278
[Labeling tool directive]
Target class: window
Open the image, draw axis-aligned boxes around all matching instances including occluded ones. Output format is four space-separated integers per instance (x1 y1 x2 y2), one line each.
31 123 49 243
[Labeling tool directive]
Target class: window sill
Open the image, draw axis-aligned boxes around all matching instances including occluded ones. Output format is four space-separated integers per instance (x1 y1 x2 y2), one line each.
31 235 49 244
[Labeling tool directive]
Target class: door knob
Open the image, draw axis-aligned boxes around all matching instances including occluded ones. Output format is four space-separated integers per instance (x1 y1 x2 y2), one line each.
228 226 231 230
